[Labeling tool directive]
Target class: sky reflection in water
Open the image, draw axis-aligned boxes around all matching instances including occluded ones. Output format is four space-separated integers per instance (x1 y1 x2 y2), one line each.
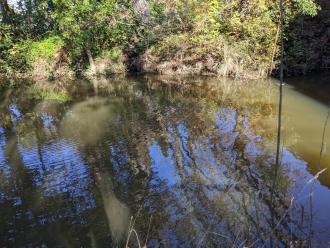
0 76 330 247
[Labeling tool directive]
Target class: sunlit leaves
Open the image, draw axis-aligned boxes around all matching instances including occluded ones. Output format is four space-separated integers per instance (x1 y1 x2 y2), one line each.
293 0 321 17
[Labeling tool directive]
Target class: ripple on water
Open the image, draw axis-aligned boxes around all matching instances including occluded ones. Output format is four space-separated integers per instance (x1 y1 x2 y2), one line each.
18 139 96 210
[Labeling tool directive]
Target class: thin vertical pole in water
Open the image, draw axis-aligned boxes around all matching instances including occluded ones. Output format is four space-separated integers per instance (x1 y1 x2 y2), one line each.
273 0 284 193
270 0 284 245
318 104 330 169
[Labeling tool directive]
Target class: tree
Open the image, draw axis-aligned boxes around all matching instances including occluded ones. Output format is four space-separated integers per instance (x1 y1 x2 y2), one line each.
52 0 138 72
0 0 14 23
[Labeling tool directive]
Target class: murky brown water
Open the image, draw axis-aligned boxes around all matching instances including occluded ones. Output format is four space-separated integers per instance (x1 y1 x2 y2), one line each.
284 74 330 187
0 75 329 247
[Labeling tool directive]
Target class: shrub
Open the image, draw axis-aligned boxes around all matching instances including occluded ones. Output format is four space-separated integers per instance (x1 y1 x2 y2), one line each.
85 47 126 76
26 36 64 64
4 35 64 75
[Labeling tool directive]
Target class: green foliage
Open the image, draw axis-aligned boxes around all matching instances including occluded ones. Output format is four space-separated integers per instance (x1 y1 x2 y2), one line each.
100 47 122 59
2 41 31 73
293 0 321 17
1 0 55 39
26 36 63 64
52 0 137 61
3 35 63 74
0 0 322 78
204 0 313 63
93 47 127 75
0 23 13 51
0 23 14 73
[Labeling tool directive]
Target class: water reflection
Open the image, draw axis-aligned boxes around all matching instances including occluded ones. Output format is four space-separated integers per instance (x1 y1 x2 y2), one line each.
0 76 329 247
283 83 330 187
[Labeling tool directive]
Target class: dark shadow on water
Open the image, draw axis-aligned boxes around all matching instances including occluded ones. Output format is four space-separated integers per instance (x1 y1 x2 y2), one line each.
286 72 330 106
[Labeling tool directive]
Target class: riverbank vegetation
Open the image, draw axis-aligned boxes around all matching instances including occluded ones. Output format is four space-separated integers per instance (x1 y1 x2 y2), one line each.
285 0 330 75
0 0 324 81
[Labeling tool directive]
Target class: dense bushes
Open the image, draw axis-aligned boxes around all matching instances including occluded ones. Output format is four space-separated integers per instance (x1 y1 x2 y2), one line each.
285 0 330 75
25 36 63 64
89 48 127 76
0 0 323 79
141 33 269 78
2 36 69 80
141 0 321 78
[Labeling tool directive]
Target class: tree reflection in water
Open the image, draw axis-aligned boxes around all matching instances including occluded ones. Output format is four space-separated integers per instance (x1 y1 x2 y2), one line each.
0 76 328 247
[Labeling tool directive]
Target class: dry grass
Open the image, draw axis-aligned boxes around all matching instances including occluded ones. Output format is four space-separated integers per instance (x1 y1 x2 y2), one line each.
142 34 270 79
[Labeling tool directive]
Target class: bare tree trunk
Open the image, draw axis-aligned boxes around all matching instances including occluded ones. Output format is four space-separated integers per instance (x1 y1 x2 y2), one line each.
0 0 14 23
132 0 150 22
0 0 13 13
269 23 280 75
86 48 96 75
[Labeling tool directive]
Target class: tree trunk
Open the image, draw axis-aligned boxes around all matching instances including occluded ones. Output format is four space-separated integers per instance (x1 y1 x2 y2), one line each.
86 48 96 75
0 0 14 23
132 0 150 22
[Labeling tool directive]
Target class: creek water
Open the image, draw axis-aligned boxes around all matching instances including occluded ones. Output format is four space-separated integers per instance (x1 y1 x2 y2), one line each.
0 74 329 247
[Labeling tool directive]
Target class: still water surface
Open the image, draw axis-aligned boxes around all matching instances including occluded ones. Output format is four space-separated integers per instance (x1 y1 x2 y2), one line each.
0 75 329 247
